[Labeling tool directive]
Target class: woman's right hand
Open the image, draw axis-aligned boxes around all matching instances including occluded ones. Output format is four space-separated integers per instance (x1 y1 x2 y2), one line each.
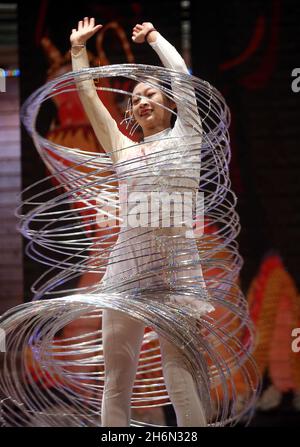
70 17 102 46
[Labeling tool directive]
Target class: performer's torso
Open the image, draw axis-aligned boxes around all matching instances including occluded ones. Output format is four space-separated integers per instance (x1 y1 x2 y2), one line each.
99 131 202 292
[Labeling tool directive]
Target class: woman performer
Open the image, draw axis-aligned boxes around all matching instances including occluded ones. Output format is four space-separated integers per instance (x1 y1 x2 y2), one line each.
70 17 212 427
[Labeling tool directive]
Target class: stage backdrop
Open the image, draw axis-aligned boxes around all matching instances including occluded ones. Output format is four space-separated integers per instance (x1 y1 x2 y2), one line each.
18 0 300 426
191 0 300 425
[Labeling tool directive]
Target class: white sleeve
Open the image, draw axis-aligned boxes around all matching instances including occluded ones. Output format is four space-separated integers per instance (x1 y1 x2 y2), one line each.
149 33 202 137
71 47 133 163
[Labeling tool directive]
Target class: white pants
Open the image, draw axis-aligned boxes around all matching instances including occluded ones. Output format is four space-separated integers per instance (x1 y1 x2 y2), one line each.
101 308 207 427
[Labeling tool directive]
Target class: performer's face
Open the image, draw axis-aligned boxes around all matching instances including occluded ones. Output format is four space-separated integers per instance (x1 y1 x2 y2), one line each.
131 82 175 135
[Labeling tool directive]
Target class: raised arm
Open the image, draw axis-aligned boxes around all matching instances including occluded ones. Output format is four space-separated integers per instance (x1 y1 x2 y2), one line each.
132 22 201 136
70 17 132 163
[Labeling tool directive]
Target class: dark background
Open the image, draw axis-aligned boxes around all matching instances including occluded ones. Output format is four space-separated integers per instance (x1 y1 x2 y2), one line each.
192 0 300 290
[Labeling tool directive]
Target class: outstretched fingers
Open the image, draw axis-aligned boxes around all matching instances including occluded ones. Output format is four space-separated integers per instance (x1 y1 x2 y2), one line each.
73 17 102 41
93 24 103 32
84 16 102 31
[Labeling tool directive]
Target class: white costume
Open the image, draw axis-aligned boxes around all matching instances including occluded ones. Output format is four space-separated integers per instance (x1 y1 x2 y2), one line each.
72 33 213 313
71 32 212 426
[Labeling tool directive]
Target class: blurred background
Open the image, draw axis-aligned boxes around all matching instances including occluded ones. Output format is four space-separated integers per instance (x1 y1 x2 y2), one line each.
0 0 299 426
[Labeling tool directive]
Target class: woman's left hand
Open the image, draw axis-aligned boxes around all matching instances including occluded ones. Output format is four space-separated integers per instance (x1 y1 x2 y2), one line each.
132 22 156 43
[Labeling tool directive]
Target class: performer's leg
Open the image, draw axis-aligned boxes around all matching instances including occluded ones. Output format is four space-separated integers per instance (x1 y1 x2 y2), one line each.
158 335 207 427
101 309 145 426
